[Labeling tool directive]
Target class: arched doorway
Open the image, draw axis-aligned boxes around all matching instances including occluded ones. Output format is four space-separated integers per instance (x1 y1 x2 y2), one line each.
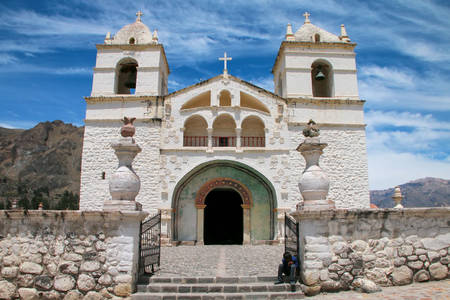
204 189 243 245
172 160 277 244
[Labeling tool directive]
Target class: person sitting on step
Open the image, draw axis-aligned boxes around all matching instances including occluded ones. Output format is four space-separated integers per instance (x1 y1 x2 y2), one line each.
275 251 299 285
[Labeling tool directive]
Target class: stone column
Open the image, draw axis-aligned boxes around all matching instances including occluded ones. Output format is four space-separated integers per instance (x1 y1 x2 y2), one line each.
104 117 142 211
242 204 251 245
207 128 213 152
236 128 242 151
196 204 206 245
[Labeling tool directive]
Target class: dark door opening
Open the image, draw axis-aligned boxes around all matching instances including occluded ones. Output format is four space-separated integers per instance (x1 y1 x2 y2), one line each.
204 189 243 245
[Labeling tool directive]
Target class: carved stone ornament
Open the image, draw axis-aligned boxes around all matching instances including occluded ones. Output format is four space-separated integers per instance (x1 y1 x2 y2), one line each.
302 119 320 138
120 117 136 137
296 121 334 210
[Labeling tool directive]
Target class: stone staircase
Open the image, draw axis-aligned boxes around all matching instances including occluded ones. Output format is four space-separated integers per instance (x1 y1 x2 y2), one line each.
133 276 304 299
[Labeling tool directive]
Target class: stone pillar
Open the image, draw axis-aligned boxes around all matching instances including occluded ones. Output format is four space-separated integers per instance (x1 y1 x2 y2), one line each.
196 204 206 245
160 208 172 245
296 120 334 210
236 128 242 151
104 117 142 211
242 204 251 245
207 128 213 152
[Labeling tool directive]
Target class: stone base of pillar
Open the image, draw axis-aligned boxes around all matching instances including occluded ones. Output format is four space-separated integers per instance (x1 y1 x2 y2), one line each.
103 200 142 211
301 199 335 211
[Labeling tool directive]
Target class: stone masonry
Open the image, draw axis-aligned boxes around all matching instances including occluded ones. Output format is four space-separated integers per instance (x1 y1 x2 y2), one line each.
0 210 146 299
292 208 450 294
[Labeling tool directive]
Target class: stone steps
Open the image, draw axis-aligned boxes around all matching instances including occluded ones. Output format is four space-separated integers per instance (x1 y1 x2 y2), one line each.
133 276 304 299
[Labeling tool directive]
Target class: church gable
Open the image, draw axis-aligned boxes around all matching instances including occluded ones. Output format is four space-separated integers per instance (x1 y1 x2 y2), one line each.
162 74 284 150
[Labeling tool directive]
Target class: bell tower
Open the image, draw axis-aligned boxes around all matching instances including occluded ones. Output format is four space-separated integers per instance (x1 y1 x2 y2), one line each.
272 12 358 99
91 11 169 96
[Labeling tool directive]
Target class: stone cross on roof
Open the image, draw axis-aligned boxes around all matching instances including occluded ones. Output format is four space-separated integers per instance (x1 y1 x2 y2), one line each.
219 52 232 75
303 12 311 24
136 10 143 22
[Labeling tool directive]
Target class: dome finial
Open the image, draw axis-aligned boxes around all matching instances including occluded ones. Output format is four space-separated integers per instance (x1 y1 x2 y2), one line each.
286 24 295 41
340 24 351 42
303 12 311 24
136 10 144 22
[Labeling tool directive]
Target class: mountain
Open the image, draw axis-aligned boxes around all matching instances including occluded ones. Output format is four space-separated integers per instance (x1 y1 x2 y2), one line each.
370 177 450 208
0 121 83 209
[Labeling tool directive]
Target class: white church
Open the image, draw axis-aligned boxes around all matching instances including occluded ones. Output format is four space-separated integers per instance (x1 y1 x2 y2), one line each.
79 12 369 245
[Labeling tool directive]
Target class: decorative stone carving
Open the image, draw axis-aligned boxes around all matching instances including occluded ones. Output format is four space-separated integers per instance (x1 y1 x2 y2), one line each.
104 117 142 211
296 120 333 210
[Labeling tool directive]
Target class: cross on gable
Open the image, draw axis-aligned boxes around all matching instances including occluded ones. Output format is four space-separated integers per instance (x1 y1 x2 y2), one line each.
303 12 311 23
136 11 144 22
219 52 232 74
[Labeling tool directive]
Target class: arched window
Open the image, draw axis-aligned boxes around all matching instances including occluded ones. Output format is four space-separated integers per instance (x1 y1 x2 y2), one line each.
311 60 333 97
314 34 320 43
116 58 138 94
241 116 265 147
183 115 208 147
212 114 236 147
219 90 231 106
129 37 135 45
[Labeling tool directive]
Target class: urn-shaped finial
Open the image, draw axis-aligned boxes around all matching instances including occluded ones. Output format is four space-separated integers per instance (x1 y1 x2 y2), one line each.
120 117 136 137
297 120 334 210
392 186 403 208
104 118 142 212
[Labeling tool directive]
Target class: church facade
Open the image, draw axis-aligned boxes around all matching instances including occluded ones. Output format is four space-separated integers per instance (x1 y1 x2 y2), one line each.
79 12 369 244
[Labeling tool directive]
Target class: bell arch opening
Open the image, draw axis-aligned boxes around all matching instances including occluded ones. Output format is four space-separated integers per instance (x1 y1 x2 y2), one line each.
116 58 138 95
171 160 277 244
311 60 333 97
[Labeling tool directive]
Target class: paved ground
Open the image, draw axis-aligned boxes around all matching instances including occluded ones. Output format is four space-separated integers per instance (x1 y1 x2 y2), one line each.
156 245 450 299
308 279 450 299
157 245 283 277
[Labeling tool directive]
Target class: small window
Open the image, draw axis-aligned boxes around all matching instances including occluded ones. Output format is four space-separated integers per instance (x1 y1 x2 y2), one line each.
129 37 135 45
101 172 106 180
315 34 320 43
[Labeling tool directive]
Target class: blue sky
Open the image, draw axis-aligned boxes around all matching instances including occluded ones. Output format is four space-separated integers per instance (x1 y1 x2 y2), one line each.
0 0 449 189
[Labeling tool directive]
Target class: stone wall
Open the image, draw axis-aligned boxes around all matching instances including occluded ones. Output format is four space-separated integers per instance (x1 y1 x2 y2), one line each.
0 211 146 299
80 120 161 212
292 208 450 294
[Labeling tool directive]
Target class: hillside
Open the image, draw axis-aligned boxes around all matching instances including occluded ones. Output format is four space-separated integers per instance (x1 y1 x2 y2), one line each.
370 177 450 208
0 121 83 209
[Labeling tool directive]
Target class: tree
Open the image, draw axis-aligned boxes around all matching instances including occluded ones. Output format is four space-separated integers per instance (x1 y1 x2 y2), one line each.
57 191 79 210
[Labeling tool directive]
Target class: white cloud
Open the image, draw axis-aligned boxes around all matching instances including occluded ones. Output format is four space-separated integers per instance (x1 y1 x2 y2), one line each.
368 150 450 190
0 54 18 65
366 110 450 131
0 64 91 75
366 110 450 189
0 120 38 129
359 65 450 111
359 65 414 88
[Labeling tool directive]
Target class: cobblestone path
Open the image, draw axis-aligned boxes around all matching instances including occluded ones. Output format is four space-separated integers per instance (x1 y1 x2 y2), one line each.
157 245 284 277
308 279 450 299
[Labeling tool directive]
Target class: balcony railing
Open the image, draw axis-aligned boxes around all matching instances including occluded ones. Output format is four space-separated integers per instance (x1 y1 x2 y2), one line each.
241 136 265 147
183 136 207 147
212 136 236 147
183 136 265 147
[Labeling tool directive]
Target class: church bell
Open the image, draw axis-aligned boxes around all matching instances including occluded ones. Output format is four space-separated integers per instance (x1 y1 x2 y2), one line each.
315 66 326 81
